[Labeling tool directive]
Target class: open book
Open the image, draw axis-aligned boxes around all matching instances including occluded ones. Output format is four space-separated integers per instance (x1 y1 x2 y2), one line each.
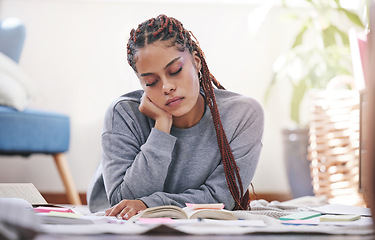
0 183 47 205
129 204 238 222
0 183 102 225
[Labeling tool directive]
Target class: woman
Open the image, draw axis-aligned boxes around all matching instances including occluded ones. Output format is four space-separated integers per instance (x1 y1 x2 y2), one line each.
87 14 264 220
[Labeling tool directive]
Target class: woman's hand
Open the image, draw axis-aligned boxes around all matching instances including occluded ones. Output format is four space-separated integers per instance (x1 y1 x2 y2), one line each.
105 199 147 220
139 93 173 133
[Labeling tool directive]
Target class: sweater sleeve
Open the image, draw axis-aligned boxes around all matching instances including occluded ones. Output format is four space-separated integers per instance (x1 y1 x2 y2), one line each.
101 101 177 206
139 98 264 210
139 141 263 210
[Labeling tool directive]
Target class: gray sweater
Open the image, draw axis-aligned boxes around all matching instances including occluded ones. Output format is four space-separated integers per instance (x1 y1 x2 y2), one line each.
87 89 263 213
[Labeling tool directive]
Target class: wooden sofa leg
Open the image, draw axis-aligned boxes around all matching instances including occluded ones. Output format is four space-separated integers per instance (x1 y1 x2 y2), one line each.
53 153 82 205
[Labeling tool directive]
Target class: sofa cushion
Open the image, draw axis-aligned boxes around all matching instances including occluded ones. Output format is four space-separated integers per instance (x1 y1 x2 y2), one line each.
0 52 37 111
0 106 70 154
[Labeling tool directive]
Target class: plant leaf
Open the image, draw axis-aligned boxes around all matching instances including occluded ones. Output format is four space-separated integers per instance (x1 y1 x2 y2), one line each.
292 24 308 48
338 8 365 28
264 73 278 104
331 25 350 45
322 25 337 47
333 0 341 8
322 25 349 47
290 79 308 124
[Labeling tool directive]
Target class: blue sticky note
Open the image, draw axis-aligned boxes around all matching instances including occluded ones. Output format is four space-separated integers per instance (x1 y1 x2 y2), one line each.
279 211 321 221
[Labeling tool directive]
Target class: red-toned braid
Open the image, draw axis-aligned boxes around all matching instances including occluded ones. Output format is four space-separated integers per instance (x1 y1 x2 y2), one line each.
127 14 251 210
198 51 251 210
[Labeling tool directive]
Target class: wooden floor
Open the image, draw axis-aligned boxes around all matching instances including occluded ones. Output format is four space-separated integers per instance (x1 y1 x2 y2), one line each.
42 192 88 205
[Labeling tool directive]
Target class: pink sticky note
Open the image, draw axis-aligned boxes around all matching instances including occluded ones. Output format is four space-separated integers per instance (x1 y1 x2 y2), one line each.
33 206 74 213
185 203 224 210
138 218 174 224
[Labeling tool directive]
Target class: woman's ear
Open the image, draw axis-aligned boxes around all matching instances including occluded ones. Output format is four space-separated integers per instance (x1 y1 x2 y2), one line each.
192 51 201 72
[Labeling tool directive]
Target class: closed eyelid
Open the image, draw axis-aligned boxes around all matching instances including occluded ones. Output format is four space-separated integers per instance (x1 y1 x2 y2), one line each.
145 78 158 86
145 82 156 87
139 57 182 77
170 67 182 75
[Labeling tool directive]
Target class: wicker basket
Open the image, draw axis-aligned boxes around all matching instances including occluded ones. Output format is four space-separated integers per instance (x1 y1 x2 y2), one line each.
308 89 364 206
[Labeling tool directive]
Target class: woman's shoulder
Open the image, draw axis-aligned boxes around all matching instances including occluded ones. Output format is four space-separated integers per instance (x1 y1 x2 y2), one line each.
115 89 143 105
103 89 150 132
104 89 144 121
213 89 264 136
214 89 263 114
107 89 143 112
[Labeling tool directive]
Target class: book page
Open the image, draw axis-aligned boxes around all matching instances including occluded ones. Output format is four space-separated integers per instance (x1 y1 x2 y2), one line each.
130 205 188 222
0 183 47 204
183 207 237 220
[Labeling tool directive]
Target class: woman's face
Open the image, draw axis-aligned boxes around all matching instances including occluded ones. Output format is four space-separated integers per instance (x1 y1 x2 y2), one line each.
135 42 202 118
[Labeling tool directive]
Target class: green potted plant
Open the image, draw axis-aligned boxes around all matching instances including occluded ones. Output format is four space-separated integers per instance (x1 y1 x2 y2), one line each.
266 0 365 124
265 0 366 198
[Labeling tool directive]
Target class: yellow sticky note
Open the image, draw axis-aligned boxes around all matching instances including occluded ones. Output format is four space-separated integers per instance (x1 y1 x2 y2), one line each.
47 211 82 219
320 214 361 222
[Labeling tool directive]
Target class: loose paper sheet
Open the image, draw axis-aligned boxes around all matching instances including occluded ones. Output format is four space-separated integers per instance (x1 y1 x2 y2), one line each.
309 204 371 216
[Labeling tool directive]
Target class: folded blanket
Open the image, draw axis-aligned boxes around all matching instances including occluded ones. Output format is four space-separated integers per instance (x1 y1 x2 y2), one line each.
247 196 328 219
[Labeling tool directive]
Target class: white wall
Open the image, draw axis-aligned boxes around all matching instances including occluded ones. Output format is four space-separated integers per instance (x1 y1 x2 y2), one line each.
0 0 300 194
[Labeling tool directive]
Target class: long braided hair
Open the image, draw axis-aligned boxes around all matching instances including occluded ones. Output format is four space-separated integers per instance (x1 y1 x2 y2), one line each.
127 14 250 210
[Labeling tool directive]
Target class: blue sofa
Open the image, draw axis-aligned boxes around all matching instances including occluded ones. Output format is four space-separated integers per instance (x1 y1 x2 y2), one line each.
0 18 81 205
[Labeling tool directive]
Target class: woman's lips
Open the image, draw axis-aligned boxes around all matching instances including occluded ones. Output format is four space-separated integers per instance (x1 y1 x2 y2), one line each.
166 97 184 106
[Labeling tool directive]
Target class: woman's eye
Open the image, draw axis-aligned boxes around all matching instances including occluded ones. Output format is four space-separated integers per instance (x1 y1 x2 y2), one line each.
170 67 182 76
146 80 158 87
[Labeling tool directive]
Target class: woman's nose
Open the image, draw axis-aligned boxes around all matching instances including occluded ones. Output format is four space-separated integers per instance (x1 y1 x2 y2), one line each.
162 79 176 94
